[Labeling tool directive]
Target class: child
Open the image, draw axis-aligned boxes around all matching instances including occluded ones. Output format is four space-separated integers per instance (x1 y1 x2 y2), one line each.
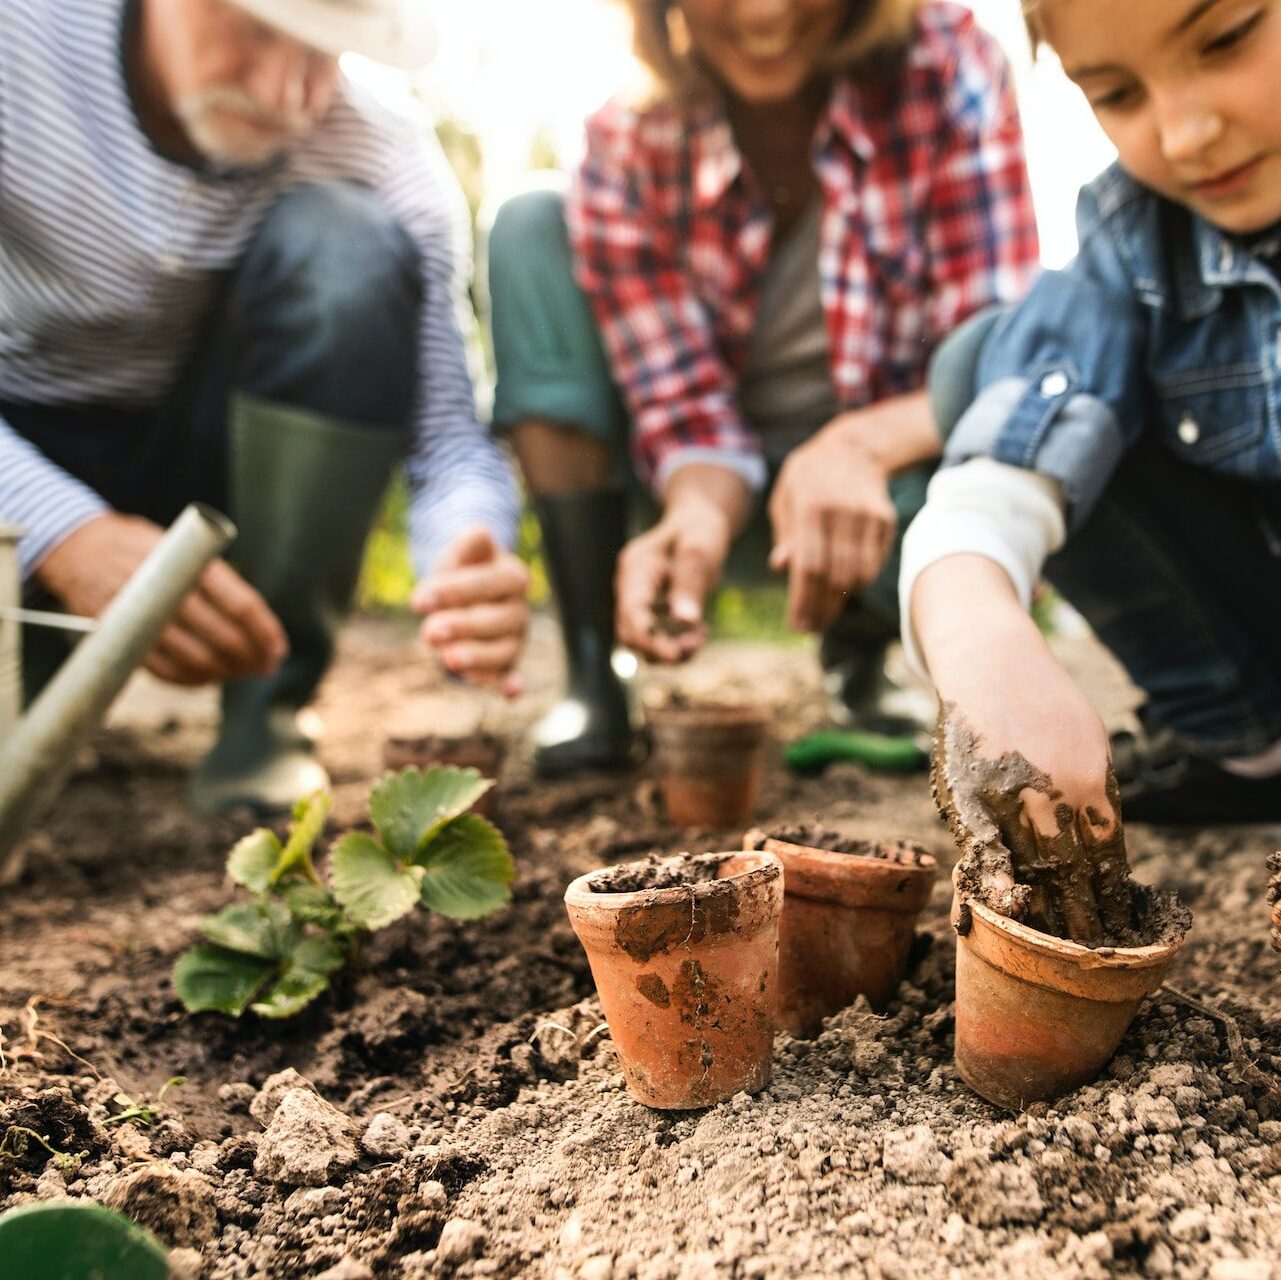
902 0 1281 931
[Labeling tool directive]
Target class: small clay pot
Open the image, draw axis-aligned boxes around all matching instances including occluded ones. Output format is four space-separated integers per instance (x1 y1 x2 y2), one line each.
951 884 1185 1109
649 705 769 829
564 850 784 1109
382 733 505 816
744 829 938 1037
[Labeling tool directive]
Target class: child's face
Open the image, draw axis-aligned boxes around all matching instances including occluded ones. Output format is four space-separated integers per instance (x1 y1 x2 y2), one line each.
678 0 846 103
1043 0 1281 234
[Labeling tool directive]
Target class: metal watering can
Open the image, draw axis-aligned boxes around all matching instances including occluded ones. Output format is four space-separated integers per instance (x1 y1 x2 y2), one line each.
0 505 235 878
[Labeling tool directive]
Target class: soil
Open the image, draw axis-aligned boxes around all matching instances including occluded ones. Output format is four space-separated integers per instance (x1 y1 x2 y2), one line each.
2 614 1279 1279
748 825 930 866
934 705 1191 951
586 854 737 895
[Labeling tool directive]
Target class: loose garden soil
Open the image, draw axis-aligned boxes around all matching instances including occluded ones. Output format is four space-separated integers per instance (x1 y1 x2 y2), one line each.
1 614 1278 1279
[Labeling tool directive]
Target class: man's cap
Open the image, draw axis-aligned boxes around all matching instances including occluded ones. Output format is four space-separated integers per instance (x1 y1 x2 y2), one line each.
227 0 436 69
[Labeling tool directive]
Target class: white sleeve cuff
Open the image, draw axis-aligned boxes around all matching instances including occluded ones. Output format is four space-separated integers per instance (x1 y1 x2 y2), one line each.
654 446 769 497
899 458 1067 680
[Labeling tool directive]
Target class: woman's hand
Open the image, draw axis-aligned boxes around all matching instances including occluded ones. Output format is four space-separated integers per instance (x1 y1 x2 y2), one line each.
413 527 530 698
615 465 750 664
915 555 1133 945
769 426 897 633
36 511 287 686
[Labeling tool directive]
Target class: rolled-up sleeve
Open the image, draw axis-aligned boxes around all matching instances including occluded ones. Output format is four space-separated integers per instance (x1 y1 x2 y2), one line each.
941 186 1149 528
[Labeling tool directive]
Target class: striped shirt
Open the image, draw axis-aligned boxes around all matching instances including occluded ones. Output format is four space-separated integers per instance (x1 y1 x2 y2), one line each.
0 0 519 582
567 2 1040 493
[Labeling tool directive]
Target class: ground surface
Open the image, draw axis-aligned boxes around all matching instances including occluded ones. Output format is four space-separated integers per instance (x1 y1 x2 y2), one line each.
1 614 1278 1280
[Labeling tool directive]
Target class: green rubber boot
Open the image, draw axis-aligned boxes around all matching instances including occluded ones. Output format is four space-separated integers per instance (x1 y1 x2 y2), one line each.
189 394 405 816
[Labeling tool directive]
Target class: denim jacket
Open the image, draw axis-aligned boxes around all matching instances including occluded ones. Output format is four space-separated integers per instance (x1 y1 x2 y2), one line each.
943 161 1281 528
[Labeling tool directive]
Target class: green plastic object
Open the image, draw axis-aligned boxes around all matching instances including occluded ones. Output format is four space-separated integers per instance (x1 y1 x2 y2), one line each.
785 729 928 775
0 1201 169 1280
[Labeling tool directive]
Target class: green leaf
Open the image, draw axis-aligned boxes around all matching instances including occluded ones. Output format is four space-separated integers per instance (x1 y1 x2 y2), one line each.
198 900 299 959
369 767 493 861
329 832 424 930
173 945 275 1015
226 828 283 893
271 791 332 885
249 935 346 1019
417 813 515 921
282 881 343 929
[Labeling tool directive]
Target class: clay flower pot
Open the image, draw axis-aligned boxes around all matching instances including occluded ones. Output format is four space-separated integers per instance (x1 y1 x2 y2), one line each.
649 705 769 829
744 828 938 1037
564 850 784 1109
382 732 505 816
951 883 1186 1109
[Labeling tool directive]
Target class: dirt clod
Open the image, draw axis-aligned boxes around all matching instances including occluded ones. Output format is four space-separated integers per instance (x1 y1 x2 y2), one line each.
254 1088 359 1187
102 1165 219 1248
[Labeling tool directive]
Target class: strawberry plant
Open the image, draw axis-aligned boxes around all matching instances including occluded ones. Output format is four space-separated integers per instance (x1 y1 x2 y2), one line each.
173 766 514 1019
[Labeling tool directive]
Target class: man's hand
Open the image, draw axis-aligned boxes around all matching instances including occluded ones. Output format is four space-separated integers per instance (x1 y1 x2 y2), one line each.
616 467 749 664
769 428 897 634
36 512 287 686
916 556 1134 945
413 527 530 698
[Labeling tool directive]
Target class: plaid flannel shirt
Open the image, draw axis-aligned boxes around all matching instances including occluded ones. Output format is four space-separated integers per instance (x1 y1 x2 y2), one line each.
566 1 1040 495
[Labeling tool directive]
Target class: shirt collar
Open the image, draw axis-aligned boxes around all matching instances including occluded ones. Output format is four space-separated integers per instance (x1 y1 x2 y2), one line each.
689 76 874 212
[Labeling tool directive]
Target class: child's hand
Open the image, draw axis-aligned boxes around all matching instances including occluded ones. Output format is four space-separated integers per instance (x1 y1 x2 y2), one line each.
915 556 1134 945
932 697 1133 945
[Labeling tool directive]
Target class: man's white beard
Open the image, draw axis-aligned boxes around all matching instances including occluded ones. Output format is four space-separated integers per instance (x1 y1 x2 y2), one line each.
174 87 314 166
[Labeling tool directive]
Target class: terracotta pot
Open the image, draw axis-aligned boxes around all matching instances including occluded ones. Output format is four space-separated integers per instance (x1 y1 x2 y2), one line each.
951 884 1185 1108
382 733 505 817
564 850 783 1109
649 705 769 829
744 830 938 1037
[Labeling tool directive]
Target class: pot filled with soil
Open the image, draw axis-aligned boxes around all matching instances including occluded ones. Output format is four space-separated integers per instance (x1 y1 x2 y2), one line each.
649 704 769 829
382 732 505 816
743 825 938 1037
951 877 1189 1108
564 850 784 1109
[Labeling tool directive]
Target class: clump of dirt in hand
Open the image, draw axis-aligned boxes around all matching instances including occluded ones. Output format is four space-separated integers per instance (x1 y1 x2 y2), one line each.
1268 851 1281 952
650 587 698 639
933 703 1189 950
748 824 929 865
586 852 736 894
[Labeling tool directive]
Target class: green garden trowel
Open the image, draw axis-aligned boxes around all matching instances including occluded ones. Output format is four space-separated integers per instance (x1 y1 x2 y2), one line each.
0 1201 169 1280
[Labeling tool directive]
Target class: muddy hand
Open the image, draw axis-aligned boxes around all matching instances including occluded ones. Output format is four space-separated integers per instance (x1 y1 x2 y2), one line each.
933 702 1135 945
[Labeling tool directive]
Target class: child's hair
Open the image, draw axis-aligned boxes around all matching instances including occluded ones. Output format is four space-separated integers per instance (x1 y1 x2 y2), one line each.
1021 0 1046 53
622 0 922 103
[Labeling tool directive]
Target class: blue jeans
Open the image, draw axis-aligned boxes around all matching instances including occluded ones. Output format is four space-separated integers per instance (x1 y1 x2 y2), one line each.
5 181 421 690
931 311 1281 754
2 181 420 527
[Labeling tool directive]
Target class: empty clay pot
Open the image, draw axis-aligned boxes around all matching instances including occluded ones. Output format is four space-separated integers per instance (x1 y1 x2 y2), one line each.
649 705 769 829
382 733 505 816
952 884 1185 1109
744 829 938 1037
564 850 784 1109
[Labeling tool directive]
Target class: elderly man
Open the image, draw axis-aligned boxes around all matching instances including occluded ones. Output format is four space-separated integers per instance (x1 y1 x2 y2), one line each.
0 0 529 813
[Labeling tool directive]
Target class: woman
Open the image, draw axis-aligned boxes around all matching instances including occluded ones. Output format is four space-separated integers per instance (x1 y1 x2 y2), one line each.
490 0 1040 776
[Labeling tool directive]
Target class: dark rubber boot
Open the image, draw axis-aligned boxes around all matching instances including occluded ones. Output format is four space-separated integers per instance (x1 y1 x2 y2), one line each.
189 394 405 816
820 607 932 739
532 487 640 777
